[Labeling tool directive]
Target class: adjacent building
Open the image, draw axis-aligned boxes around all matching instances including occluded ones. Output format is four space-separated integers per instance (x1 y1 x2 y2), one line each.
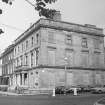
0 44 14 86
1 12 105 90
0 57 2 85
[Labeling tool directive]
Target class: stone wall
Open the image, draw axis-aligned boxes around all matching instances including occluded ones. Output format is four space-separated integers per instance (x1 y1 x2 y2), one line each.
37 68 105 88
40 28 105 68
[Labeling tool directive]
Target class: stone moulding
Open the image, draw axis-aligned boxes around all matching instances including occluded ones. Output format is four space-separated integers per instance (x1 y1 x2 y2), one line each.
14 18 104 46
14 65 105 72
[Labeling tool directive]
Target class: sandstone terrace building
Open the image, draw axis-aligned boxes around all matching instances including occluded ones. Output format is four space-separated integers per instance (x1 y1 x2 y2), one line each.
0 44 14 86
0 14 105 91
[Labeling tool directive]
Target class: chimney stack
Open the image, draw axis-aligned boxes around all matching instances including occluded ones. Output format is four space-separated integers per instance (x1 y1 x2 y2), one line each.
52 11 61 21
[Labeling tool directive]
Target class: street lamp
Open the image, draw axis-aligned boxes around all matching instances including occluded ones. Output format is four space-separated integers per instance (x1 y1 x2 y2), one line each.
64 57 68 88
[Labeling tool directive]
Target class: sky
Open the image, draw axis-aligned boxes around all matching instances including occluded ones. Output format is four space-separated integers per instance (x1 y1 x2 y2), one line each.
0 0 105 52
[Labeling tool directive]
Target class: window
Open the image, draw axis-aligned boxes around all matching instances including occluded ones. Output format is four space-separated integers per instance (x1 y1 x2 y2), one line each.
67 72 73 86
24 73 28 85
25 54 28 66
31 52 34 66
65 35 72 45
36 34 39 44
81 38 88 48
48 32 54 43
83 73 90 85
31 37 34 47
20 56 23 66
26 40 28 49
15 48 16 55
14 60 16 67
96 73 101 85
17 58 19 67
22 43 24 52
24 73 27 78
94 52 100 67
36 49 39 66
18 46 20 52
81 51 89 67
48 49 56 65
94 39 100 49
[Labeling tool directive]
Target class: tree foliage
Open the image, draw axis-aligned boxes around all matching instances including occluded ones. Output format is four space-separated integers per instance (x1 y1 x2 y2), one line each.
1 0 58 19
0 29 4 34
35 0 57 19
2 0 12 5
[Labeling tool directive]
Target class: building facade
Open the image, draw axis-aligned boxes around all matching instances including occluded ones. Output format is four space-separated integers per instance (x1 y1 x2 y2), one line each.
12 17 105 90
0 57 2 76
0 44 14 86
0 13 105 90
0 57 3 84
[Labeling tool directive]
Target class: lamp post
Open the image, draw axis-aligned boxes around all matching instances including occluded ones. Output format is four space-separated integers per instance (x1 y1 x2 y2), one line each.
64 57 68 88
64 57 77 95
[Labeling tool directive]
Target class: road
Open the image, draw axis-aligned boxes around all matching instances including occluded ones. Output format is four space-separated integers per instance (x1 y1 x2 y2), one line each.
0 93 105 105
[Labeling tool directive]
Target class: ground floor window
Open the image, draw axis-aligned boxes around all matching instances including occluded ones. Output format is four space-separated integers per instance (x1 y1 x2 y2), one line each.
24 73 28 85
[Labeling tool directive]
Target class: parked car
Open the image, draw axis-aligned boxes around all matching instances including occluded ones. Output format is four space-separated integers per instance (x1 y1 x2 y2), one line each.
55 86 66 94
68 85 93 93
80 85 93 92
55 86 73 94
65 87 74 94
91 86 105 94
55 85 92 94
94 97 105 105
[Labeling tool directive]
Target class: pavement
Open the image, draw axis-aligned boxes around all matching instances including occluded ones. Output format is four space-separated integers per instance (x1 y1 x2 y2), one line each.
0 91 100 96
0 91 22 96
0 91 52 96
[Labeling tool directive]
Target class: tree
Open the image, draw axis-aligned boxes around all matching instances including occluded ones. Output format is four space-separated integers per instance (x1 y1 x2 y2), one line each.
35 0 57 19
0 0 12 15
0 29 4 34
1 0 58 19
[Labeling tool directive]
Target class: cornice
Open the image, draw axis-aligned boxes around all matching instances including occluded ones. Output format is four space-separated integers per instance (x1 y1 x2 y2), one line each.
14 65 105 72
14 18 104 47
36 65 105 71
43 18 103 30
40 24 104 37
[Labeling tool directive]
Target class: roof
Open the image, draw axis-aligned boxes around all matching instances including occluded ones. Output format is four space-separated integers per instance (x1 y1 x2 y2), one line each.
13 18 104 45
0 44 14 58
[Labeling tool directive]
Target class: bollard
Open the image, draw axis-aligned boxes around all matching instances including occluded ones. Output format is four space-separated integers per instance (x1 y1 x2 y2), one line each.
52 88 55 97
74 88 77 96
